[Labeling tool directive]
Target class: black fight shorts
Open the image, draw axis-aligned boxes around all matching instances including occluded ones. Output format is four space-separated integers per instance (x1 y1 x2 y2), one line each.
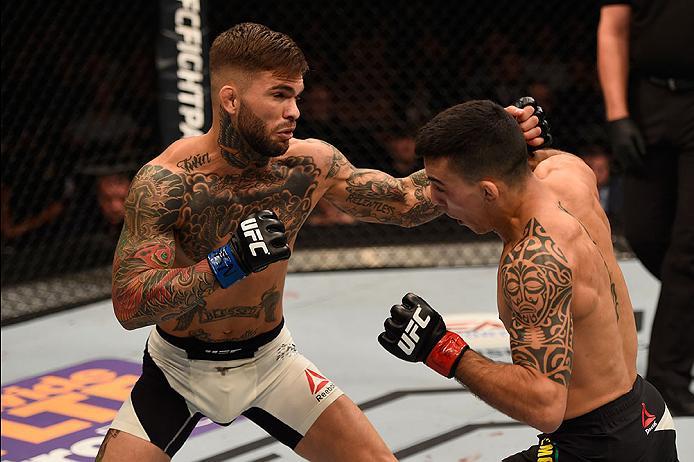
503 375 678 461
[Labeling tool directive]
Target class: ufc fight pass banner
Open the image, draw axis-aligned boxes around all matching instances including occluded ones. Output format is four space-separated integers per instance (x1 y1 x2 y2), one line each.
158 0 212 147
0 360 216 461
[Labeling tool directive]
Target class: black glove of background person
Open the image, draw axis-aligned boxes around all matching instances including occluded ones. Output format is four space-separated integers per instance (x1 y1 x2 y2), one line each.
607 117 647 175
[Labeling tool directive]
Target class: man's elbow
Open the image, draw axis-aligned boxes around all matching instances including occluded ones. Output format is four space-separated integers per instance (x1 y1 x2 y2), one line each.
528 382 567 433
532 406 565 434
112 298 149 331
118 318 144 331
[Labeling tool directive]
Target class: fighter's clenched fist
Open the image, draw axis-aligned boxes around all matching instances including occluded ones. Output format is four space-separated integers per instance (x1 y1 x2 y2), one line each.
378 293 469 378
207 210 291 288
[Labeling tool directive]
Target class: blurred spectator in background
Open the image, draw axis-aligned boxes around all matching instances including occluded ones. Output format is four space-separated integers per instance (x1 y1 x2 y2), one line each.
96 173 130 232
527 80 555 114
580 145 612 213
63 55 145 164
295 80 382 170
1 137 72 246
382 130 421 177
73 165 134 265
490 51 529 105
1 184 65 242
598 0 694 415
293 81 335 139
338 33 394 129
296 83 361 227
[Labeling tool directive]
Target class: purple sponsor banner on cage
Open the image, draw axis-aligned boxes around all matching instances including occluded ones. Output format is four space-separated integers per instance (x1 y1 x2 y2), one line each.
0 359 217 461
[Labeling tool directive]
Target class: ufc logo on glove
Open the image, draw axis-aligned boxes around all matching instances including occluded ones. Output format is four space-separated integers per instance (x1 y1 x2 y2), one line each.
398 307 430 355
379 293 469 378
241 217 270 256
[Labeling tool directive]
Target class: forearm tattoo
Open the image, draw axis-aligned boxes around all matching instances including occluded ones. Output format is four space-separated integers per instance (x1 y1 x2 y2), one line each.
335 168 440 226
113 165 215 325
345 171 406 218
500 218 573 387
400 170 442 225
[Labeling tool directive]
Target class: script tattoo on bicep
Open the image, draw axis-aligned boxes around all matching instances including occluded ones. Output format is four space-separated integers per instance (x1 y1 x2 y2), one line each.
325 142 349 179
500 218 573 387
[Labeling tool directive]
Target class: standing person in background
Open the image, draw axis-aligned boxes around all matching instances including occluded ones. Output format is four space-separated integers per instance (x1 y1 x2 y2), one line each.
598 0 694 415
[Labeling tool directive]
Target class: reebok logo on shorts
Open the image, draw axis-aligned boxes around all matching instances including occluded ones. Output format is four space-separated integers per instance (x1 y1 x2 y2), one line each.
641 402 658 434
304 369 336 402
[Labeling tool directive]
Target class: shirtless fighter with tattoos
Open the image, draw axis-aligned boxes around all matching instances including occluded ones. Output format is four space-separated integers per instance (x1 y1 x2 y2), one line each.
97 23 547 461
378 100 679 461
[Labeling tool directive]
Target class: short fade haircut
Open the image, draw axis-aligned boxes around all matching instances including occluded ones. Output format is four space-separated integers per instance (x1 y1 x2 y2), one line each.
210 22 308 78
416 100 529 184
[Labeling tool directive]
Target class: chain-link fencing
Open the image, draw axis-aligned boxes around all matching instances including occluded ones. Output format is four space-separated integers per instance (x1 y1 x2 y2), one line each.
2 0 626 323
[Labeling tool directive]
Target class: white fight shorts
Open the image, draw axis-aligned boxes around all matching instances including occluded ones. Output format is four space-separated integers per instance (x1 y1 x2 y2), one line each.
110 319 343 457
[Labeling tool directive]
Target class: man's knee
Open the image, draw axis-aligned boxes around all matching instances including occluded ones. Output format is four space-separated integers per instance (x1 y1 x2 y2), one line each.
96 429 169 462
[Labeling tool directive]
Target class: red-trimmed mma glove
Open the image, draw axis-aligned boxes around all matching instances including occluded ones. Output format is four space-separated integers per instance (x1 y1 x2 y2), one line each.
207 210 291 288
378 293 469 378
513 96 553 152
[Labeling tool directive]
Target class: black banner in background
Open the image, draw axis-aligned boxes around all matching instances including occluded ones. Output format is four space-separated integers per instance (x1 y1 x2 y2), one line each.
157 0 211 148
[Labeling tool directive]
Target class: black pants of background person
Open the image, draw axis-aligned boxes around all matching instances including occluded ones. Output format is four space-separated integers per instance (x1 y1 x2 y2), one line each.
623 76 694 416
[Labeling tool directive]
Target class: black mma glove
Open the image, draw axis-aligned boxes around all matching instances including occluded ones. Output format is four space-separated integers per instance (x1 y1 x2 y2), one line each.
207 210 290 288
606 117 646 174
514 96 553 151
378 293 469 378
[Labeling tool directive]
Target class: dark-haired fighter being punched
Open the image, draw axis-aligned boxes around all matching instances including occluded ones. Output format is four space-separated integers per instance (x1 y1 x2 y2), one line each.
97 23 547 461
378 100 679 461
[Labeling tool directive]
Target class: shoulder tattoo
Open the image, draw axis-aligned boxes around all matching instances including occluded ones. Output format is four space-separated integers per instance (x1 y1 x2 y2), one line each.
500 218 573 386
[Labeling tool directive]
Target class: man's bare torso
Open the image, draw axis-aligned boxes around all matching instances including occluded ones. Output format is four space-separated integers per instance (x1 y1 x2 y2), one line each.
150 137 331 341
497 155 638 419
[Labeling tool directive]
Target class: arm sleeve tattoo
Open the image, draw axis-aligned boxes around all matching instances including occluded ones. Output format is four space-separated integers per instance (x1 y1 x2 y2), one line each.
500 218 574 387
321 141 441 227
112 165 216 329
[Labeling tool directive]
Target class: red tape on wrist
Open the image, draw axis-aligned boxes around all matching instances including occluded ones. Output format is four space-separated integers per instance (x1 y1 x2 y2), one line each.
425 331 469 378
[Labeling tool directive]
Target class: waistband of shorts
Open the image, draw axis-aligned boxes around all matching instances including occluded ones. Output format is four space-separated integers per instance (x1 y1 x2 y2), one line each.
553 375 643 434
155 318 285 361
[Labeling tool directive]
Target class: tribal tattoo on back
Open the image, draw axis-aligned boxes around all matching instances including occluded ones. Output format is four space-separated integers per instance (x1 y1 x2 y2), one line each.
500 218 574 387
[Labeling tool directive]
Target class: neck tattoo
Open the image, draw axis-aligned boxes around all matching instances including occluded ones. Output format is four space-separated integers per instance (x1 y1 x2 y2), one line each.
217 106 265 168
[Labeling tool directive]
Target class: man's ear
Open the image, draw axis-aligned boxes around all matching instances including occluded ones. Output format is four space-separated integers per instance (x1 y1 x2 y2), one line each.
479 180 500 202
219 85 239 115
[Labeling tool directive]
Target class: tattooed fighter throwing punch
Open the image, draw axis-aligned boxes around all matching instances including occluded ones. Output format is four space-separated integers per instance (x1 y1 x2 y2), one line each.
378 100 679 461
98 23 545 461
